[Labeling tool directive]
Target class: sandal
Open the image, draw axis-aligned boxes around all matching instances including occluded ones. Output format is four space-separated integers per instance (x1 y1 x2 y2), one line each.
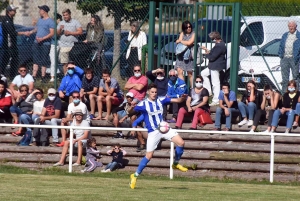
12 131 21 136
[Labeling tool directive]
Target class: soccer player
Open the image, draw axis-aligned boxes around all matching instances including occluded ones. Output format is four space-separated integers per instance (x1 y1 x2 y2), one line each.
129 83 188 189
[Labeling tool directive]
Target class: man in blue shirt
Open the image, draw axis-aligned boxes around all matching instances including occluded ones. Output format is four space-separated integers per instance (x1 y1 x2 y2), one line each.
213 82 239 131
129 83 188 189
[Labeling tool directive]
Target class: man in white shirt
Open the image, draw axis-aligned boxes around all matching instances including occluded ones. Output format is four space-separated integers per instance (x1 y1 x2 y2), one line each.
9 65 34 100
56 91 90 147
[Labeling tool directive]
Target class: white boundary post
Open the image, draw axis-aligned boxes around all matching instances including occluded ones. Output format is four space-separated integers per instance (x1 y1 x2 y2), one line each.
270 134 275 183
68 117 75 173
170 141 174 179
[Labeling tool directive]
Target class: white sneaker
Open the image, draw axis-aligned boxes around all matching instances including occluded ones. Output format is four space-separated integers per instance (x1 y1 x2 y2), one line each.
101 169 107 172
105 169 111 172
285 129 291 133
49 78 54 82
247 120 254 126
209 102 219 106
249 129 254 133
260 130 270 133
238 119 248 126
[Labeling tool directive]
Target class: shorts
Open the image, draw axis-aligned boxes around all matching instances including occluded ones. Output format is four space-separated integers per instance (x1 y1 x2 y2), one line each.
32 43 51 67
102 96 124 106
59 46 73 64
73 139 88 148
146 128 178 152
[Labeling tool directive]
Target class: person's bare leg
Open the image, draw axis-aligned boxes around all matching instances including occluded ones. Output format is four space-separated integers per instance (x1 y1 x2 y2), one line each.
11 113 18 123
94 96 104 120
58 140 70 164
137 131 145 146
113 113 119 127
32 64 39 77
76 141 83 164
177 67 184 81
60 123 67 142
41 66 46 77
63 64 68 75
103 95 112 120
188 71 193 88
89 94 96 115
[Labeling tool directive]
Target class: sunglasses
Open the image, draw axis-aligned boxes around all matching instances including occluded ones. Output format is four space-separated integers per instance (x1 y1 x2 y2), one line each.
131 24 137 27
35 92 42 95
156 72 163 75
126 96 133 99
19 70 26 72
20 90 28 92
134 70 141 72
195 81 202 83
169 75 176 77
48 93 55 97
73 96 80 99
75 114 83 116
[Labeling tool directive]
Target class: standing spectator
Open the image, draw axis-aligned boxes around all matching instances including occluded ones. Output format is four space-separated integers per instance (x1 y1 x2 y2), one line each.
80 68 100 119
213 82 239 131
57 91 90 147
101 143 127 172
175 21 195 88
124 64 148 102
175 75 209 130
81 138 103 173
27 5 55 81
146 68 169 120
53 109 92 167
9 65 34 100
270 80 300 133
250 85 282 133
237 80 263 127
201 31 227 106
126 21 147 77
166 69 187 123
1 5 30 78
94 69 123 120
57 9 83 74
0 80 12 122
278 20 300 90
58 61 84 104
49 13 62 82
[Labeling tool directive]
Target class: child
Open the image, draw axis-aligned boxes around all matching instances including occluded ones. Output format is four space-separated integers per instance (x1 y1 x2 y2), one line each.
101 143 127 172
81 138 103 173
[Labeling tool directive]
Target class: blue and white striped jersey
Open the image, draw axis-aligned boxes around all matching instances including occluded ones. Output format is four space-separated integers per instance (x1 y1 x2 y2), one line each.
134 97 171 132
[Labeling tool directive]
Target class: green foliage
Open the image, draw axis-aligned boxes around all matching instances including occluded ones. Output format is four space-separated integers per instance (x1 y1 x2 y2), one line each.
0 0 9 12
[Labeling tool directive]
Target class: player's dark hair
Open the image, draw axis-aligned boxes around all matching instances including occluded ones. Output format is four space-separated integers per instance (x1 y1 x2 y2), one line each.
147 83 157 90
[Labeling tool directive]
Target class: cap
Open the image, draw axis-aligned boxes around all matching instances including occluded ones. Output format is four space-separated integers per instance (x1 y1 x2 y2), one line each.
126 92 134 98
73 109 83 116
47 88 56 95
6 5 19 12
38 5 50 13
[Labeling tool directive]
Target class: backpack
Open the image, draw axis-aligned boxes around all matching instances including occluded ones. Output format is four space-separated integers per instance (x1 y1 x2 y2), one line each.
18 131 32 146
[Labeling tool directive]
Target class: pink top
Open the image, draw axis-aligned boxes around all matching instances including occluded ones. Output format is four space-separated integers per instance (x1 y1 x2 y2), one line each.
127 75 148 101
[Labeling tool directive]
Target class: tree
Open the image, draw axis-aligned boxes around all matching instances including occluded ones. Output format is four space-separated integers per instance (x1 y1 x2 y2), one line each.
60 0 149 81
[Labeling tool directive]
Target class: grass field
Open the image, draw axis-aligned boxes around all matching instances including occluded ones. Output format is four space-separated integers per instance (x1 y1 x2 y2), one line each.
1 165 300 201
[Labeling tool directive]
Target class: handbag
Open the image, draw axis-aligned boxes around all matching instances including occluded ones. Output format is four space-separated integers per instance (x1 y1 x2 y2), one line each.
198 110 213 125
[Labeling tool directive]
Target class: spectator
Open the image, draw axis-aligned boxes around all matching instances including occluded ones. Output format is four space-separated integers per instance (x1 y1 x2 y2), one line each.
278 20 300 90
58 61 84 104
0 80 12 122
34 88 63 146
80 68 100 119
27 5 55 81
146 68 168 120
126 21 147 77
166 69 187 123
124 64 148 102
9 65 34 100
94 69 124 120
250 85 282 133
1 5 31 78
213 82 239 131
101 143 127 173
131 114 147 152
57 91 90 147
238 80 263 127
111 92 139 139
53 109 92 167
57 9 83 74
201 31 227 106
49 13 62 82
270 80 300 133
175 75 209 130
10 84 35 136
175 20 195 88
81 138 103 173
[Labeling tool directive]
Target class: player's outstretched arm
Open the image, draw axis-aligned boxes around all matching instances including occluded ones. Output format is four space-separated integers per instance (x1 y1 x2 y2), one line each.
170 94 188 103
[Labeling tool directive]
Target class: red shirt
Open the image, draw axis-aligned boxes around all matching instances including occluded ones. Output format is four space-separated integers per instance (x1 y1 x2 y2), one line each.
127 75 148 101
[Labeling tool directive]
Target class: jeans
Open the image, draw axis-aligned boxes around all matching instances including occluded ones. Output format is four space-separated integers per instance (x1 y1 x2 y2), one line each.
19 114 33 131
280 57 298 91
10 105 23 116
32 114 40 123
271 109 295 129
215 107 240 129
238 101 257 120
42 118 62 142
105 161 119 171
201 68 220 103
176 43 190 60
253 109 266 127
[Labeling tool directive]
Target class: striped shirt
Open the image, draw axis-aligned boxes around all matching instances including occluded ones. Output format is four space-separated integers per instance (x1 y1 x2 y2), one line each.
134 97 171 132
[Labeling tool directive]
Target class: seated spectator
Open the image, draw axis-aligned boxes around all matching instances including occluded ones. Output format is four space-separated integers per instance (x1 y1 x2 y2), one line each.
166 69 187 123
238 80 263 127
58 61 84 104
213 82 239 131
146 68 168 120
124 64 148 102
53 109 92 166
81 138 103 173
111 92 138 139
9 65 34 100
10 84 35 135
175 75 209 129
57 91 90 147
0 80 12 122
33 88 64 146
270 80 300 133
101 143 127 172
250 85 282 133
131 113 148 152
94 69 124 120
80 68 100 119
